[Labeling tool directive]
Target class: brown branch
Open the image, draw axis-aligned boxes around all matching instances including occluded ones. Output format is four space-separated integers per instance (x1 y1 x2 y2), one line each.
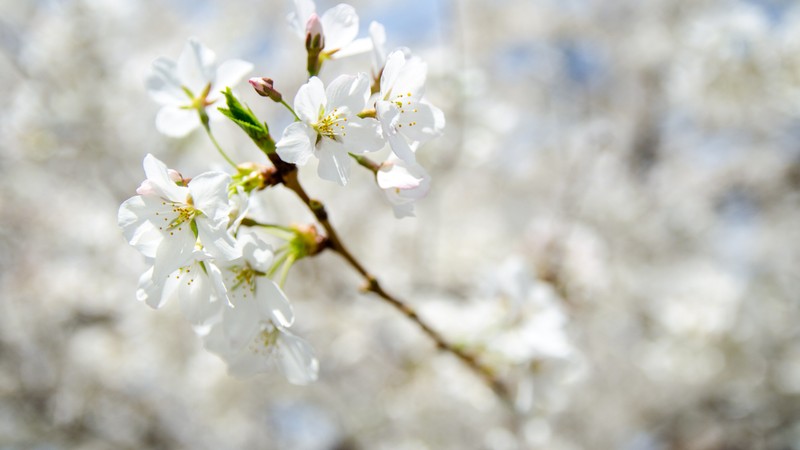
265 153 512 404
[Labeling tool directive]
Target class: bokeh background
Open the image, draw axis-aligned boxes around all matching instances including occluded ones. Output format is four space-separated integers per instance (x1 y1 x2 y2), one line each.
2 0 800 448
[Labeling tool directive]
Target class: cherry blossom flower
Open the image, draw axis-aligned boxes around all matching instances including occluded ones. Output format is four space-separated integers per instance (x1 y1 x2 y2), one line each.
288 0 371 59
118 154 237 283
136 249 227 327
145 38 253 137
376 50 445 163
276 74 383 185
376 155 431 218
204 319 318 384
218 231 295 348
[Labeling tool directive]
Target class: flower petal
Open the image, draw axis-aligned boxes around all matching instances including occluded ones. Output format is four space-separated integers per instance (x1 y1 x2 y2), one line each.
145 57 186 106
155 106 200 137
277 328 319 385
118 196 162 258
176 38 216 95
223 297 260 350
332 37 372 60
397 100 445 144
276 122 316 166
188 171 232 225
342 117 384 154
287 0 316 37
320 4 358 52
377 101 416 163
326 73 369 115
210 59 254 97
255 278 295 327
196 219 238 262
294 77 327 123
141 153 188 202
316 140 351 185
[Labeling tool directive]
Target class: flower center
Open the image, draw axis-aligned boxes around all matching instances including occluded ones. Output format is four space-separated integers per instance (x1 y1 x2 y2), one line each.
313 107 348 142
390 92 419 129
248 322 279 355
229 264 258 294
155 199 200 235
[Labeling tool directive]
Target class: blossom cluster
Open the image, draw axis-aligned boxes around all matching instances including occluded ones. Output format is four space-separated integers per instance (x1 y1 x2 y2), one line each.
119 154 318 384
118 0 445 383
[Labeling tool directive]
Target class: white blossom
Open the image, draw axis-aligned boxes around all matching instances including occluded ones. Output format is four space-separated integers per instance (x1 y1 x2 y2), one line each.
118 154 237 283
204 319 318 384
376 50 445 163
145 38 253 137
288 0 371 59
376 155 431 218
276 74 383 185
136 249 227 327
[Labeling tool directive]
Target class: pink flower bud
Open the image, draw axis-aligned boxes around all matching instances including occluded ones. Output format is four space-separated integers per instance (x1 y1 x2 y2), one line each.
305 13 325 51
249 77 283 103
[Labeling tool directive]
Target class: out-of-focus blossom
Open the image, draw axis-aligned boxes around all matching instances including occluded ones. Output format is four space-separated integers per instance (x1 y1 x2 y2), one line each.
145 38 253 137
136 249 227 327
288 0 371 59
376 155 431 218
276 74 383 185
205 304 318 384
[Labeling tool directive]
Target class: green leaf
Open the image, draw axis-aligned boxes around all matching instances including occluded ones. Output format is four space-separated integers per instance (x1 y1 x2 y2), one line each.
218 87 276 155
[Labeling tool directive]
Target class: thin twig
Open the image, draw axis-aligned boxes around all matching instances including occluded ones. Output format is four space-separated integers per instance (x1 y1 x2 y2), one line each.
266 155 512 404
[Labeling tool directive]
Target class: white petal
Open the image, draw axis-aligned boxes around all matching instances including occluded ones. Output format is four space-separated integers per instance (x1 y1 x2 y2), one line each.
188 171 232 225
398 101 445 144
151 228 195 282
176 38 216 95
380 50 404 99
369 22 387 70
145 57 186 106
393 55 427 100
223 298 260 350
332 37 372 59
238 231 274 273
288 0 316 37
155 106 200 137
316 140 351 185
118 196 162 258
196 220 238 262
276 122 316 165
377 101 416 163
377 160 423 190
210 59 254 96
294 77 326 123
320 4 358 52
277 329 319 385
255 278 294 327
178 264 220 326
142 153 188 202
342 117 384 153
326 73 369 115
136 266 167 309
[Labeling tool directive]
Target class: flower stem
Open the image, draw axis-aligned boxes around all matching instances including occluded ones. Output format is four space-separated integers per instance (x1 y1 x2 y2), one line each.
199 110 237 168
272 164 512 405
280 99 301 122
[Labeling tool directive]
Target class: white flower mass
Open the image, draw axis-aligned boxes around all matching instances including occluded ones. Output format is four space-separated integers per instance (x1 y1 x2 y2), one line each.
2 0 799 449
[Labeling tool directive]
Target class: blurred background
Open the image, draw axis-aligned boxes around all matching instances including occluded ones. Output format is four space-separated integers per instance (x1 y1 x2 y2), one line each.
1 0 800 448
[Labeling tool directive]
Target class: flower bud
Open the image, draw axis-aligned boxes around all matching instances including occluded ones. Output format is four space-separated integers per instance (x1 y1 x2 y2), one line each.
305 13 325 52
249 77 283 103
